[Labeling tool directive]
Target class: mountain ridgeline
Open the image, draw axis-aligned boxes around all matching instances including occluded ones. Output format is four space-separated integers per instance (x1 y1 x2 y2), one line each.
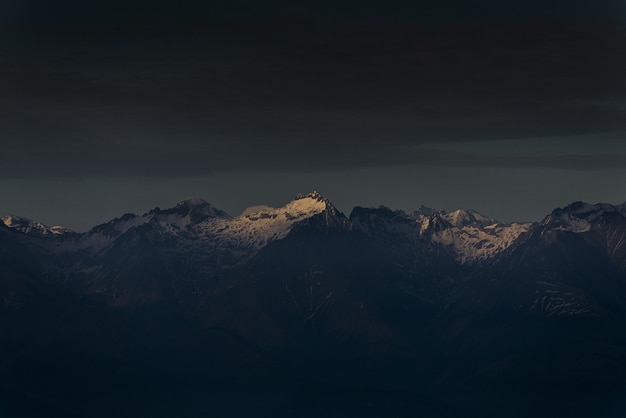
2 192 626 418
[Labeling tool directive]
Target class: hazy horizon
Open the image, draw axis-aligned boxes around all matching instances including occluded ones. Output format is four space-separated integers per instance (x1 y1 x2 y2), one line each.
3 172 626 232
1 0 625 231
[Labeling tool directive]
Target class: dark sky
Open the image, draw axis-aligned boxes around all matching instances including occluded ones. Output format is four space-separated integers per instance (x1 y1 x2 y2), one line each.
2 0 626 230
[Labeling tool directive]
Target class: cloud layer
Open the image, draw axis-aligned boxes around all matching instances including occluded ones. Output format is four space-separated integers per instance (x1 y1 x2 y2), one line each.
2 21 626 179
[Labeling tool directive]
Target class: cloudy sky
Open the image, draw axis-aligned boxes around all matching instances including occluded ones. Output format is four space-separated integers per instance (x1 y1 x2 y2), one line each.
1 0 626 230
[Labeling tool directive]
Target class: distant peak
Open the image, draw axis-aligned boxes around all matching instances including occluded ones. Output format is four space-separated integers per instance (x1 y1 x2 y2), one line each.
294 191 327 202
292 191 338 210
443 209 498 228
537 201 626 235
448 209 480 218
168 198 230 219
413 205 441 216
176 198 211 209
285 191 347 227
2 214 73 235
550 201 619 220
561 201 616 215
545 201 619 228
2 214 29 225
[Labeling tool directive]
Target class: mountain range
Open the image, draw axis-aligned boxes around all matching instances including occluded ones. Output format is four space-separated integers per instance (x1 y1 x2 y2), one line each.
2 192 626 417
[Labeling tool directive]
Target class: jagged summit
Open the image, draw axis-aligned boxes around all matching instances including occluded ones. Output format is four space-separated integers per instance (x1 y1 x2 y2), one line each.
540 201 625 233
413 205 440 217
237 191 338 218
177 197 212 209
294 191 326 201
2 214 24 226
292 191 338 210
5 195 625 265
2 214 73 236
290 191 345 222
147 198 230 220
239 194 329 220
443 209 498 228
187 191 349 253
557 201 618 216
409 206 496 228
349 205 408 221
86 199 230 238
545 201 624 223
172 198 230 218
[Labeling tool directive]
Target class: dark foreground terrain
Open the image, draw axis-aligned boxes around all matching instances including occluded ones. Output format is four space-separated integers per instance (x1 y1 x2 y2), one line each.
2 194 626 417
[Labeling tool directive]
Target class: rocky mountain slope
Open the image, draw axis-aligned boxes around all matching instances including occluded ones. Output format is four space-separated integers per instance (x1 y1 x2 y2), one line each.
2 193 626 417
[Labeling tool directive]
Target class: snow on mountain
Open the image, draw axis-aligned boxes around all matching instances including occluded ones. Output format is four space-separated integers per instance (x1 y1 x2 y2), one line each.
12 198 231 258
430 221 533 264
533 201 626 273
406 206 526 263
411 206 497 228
195 191 346 252
540 201 622 233
351 206 528 264
1 215 74 236
155 198 231 221
26 192 345 268
442 209 498 228
7 195 626 268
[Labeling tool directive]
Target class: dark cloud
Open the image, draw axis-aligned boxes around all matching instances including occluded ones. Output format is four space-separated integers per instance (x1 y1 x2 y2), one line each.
1 20 625 179
1 0 626 229
397 149 626 170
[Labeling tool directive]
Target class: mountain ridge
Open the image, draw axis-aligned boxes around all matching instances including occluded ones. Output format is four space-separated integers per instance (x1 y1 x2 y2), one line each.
5 194 626 267
2 192 626 417
7 193 624 237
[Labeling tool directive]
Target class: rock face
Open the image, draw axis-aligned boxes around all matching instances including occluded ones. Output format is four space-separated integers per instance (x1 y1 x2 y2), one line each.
2 215 74 236
2 194 626 418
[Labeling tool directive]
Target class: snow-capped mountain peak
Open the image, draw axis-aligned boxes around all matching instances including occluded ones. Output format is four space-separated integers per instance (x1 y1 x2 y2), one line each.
195 191 348 252
406 207 527 263
443 209 498 228
562 201 617 217
153 198 231 219
1 215 73 236
294 191 326 202
350 205 527 264
238 196 327 223
8 195 624 270
540 201 623 233
429 220 533 264
290 191 331 211
80 199 231 249
175 198 223 214
416 212 452 234
412 205 439 217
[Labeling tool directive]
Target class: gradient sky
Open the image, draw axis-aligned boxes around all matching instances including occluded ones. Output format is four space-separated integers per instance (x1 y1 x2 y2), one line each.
1 0 626 231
